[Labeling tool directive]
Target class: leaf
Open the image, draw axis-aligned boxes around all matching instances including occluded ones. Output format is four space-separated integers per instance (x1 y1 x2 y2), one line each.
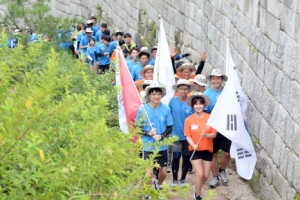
39 149 45 161
80 195 90 200
26 99 33 108
113 192 118 200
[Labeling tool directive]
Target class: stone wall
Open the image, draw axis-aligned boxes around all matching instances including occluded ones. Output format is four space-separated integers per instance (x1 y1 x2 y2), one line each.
50 0 300 199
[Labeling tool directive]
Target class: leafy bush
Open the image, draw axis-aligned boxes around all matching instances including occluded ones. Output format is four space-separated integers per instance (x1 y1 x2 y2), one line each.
0 36 181 199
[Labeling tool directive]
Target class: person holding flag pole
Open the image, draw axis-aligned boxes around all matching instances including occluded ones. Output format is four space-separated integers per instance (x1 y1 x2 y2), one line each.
135 82 173 194
203 69 230 188
184 92 217 200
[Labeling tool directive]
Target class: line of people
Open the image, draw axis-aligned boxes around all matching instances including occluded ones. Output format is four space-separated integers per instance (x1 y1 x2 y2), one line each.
136 67 231 199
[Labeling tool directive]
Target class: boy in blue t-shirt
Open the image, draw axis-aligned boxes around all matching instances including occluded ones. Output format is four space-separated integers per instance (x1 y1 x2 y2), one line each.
136 83 173 192
94 34 113 73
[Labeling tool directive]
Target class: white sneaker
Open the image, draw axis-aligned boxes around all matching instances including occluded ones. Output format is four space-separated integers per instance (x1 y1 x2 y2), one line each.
171 179 178 186
219 171 228 183
209 176 219 188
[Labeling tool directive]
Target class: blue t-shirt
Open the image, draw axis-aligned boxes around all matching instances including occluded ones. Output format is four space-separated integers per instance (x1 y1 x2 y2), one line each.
148 57 155 65
95 43 113 65
203 87 224 113
126 59 139 74
86 46 95 66
92 25 99 36
136 103 173 152
95 30 103 42
110 40 118 51
79 35 95 54
29 33 39 43
76 32 84 43
131 63 144 81
168 97 194 141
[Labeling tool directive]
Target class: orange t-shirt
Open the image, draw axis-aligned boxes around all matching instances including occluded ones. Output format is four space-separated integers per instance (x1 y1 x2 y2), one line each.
184 113 217 152
135 80 144 93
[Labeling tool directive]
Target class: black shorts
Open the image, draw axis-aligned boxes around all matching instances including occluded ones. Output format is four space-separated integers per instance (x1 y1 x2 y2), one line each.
189 150 213 161
172 140 189 155
99 64 110 71
213 132 232 153
143 150 168 167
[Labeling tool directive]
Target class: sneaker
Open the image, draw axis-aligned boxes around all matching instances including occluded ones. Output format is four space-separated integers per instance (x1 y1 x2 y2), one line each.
195 195 202 200
188 166 193 173
153 180 161 190
145 195 151 199
209 176 219 188
167 165 171 173
193 185 196 199
180 179 186 186
219 170 228 183
171 179 178 186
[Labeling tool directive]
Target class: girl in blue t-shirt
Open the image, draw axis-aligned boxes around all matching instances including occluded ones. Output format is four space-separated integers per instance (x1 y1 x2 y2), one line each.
86 38 96 71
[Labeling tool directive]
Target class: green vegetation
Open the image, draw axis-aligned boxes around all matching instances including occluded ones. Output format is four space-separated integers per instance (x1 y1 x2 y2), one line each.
151 22 157 38
294 193 300 200
0 35 181 199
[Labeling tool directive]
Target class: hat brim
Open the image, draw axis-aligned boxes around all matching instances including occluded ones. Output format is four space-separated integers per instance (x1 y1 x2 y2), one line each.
138 82 152 89
206 74 228 82
145 86 166 102
176 65 196 72
172 82 195 91
189 79 208 87
140 67 154 76
186 94 210 107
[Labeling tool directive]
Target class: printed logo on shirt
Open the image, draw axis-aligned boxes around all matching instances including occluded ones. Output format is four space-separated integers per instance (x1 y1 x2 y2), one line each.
101 47 105 50
160 116 165 121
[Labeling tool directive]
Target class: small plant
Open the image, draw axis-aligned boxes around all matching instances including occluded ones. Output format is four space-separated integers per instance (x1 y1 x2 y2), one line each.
294 193 300 200
236 5 241 11
206 37 212 44
252 137 260 145
143 10 147 15
252 46 259 54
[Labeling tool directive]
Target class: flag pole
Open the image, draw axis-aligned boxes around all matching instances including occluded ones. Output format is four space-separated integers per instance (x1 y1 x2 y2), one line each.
190 125 207 161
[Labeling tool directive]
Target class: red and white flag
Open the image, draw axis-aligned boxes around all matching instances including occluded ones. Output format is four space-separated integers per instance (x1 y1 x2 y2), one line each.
114 49 142 133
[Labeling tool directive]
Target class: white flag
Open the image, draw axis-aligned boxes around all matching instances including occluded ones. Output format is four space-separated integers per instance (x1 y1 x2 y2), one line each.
154 19 175 105
226 38 248 117
207 72 256 179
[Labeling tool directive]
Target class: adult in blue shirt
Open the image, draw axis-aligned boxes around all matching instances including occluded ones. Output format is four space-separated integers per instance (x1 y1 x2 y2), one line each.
131 50 150 81
169 79 195 186
203 68 230 188
148 46 157 65
135 83 173 192
95 23 108 42
94 34 113 73
79 28 95 55
126 47 139 74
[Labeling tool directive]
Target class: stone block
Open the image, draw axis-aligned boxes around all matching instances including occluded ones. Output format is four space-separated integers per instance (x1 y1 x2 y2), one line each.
259 118 276 156
272 134 283 166
288 81 300 124
215 11 225 34
256 52 265 81
261 87 276 124
246 102 262 138
261 0 281 18
273 169 288 198
257 149 275 184
296 14 300 44
285 115 296 150
279 144 289 178
242 66 263 111
282 0 298 13
293 124 300 157
293 157 300 193
287 151 297 185
280 3 296 39
176 13 185 32
259 7 280 43
263 59 278 95
259 176 281 200
270 105 288 139
280 73 292 113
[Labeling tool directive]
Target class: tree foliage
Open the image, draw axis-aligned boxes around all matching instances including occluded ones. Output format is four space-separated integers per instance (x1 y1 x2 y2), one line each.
0 35 183 199
0 0 78 38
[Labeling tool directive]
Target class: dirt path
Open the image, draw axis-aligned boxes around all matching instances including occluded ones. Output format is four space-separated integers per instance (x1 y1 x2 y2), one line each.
164 167 258 200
